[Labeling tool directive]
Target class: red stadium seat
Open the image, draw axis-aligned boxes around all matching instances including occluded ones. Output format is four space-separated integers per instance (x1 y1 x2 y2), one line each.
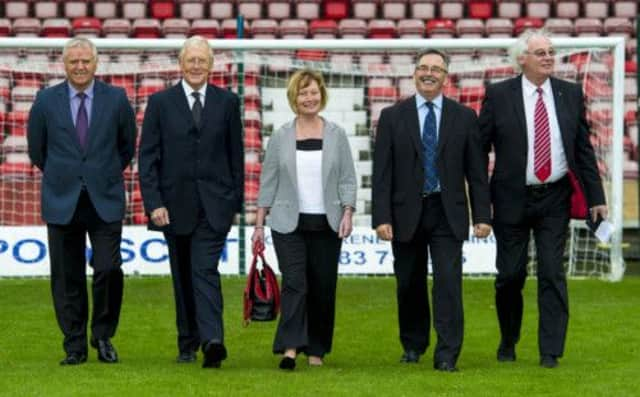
409 0 436 19
103 19 132 37
397 19 425 38
122 0 148 19
338 19 367 38
0 19 12 36
132 19 162 38
497 0 522 18
574 18 603 37
294 0 321 20
324 1 349 20
7 111 29 136
514 17 543 35
178 0 206 19
93 1 118 19
190 19 220 38
251 19 279 39
440 0 465 19
280 19 308 39
162 18 190 38
221 18 250 38
468 0 494 19
12 18 42 37
368 19 396 39
457 19 485 38
309 19 338 38
42 18 71 37
150 0 175 19
604 18 634 39
237 0 264 20
486 18 513 37
209 1 234 20
267 1 292 19
382 0 408 20
353 0 378 20
426 19 455 38
72 18 102 37
544 18 574 37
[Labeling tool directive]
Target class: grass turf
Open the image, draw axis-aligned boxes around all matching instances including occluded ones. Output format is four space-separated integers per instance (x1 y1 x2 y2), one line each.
0 276 638 396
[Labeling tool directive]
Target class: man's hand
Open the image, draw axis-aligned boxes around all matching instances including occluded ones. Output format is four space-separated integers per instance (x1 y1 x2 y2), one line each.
150 207 170 227
590 205 608 223
376 224 393 241
473 223 492 238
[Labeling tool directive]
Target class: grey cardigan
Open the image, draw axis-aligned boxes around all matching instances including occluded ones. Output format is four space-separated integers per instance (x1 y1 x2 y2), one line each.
257 118 357 234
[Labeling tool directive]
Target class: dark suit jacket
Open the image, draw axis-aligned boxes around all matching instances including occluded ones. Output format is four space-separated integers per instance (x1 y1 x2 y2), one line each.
372 95 491 242
27 80 136 224
478 75 606 224
138 82 244 235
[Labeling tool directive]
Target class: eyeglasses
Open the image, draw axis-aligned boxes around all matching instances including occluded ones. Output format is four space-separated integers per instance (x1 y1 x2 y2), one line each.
415 65 448 75
184 58 210 67
525 49 556 58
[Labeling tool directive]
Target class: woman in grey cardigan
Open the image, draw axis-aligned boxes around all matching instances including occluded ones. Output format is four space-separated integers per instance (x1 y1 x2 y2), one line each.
252 69 357 370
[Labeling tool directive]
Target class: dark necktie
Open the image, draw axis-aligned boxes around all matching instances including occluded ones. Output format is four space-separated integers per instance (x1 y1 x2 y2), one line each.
422 101 439 193
192 91 202 126
533 87 551 182
76 92 88 149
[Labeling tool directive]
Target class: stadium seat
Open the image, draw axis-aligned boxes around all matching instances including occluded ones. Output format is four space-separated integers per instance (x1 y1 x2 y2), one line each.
497 0 522 18
624 76 637 101
359 53 384 70
251 18 278 38
468 0 494 19
162 18 190 38
329 52 354 69
514 17 543 35
338 19 367 38
132 19 162 38
0 19 12 36
42 18 72 37
613 0 637 18
7 111 29 136
440 0 465 19
367 19 396 39
409 0 436 19
397 77 415 98
72 17 102 37
190 19 220 38
574 18 603 37
122 0 148 19
583 0 609 18
324 0 349 20
486 18 513 37
604 18 634 39
627 38 637 59
3 135 28 153
309 19 338 38
12 18 42 37
221 18 251 38
353 0 378 20
150 0 176 19
525 0 551 18
456 19 485 38
382 0 408 20
237 0 264 20
34 1 58 19
103 19 132 37
4 1 30 19
554 0 580 18
209 1 234 20
426 19 455 38
93 1 118 19
397 19 424 38
64 1 88 18
178 0 206 19
544 18 574 37
388 52 413 74
280 19 308 39
554 62 578 82
267 1 292 19
293 0 320 20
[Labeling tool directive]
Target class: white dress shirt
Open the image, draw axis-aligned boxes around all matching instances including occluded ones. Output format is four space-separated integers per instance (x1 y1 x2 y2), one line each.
181 79 206 109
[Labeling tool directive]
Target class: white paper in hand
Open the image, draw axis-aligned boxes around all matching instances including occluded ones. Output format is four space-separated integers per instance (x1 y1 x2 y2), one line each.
594 220 614 244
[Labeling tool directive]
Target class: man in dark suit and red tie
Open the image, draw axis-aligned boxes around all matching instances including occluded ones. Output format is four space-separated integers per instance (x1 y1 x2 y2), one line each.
28 38 136 365
138 36 244 368
479 29 608 368
372 49 492 372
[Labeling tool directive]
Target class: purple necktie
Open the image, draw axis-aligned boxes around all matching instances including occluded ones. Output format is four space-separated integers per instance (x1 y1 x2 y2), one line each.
76 92 88 149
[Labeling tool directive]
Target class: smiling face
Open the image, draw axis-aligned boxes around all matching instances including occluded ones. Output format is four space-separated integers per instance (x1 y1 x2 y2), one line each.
413 53 448 101
179 43 212 90
295 78 322 116
519 35 555 86
64 45 97 91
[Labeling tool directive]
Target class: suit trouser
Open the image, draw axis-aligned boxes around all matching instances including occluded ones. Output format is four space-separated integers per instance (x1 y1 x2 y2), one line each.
391 194 464 365
164 215 227 353
271 222 342 357
47 190 123 355
494 178 571 357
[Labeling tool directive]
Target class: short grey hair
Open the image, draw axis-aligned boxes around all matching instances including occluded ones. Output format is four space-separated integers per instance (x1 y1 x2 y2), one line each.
62 37 97 60
509 28 552 71
415 48 450 69
178 35 214 62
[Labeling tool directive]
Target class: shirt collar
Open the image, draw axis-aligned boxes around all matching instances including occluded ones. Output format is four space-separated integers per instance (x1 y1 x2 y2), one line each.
68 79 95 99
415 92 443 110
181 79 207 100
522 75 551 97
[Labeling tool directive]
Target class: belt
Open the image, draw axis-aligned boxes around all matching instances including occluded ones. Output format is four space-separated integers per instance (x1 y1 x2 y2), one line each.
526 176 568 194
422 191 441 199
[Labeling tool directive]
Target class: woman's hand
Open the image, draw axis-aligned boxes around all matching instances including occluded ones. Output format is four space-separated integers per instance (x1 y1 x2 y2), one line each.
338 207 353 238
251 227 265 255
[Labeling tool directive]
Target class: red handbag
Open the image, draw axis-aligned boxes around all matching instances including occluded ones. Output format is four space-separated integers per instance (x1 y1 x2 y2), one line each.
243 247 280 327
568 170 588 219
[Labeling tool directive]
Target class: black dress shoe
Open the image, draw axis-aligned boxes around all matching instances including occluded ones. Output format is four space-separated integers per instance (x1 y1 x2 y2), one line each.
279 356 296 370
176 351 197 363
434 361 459 372
202 341 227 368
540 355 559 368
400 350 420 363
91 338 119 363
497 343 516 362
60 352 87 366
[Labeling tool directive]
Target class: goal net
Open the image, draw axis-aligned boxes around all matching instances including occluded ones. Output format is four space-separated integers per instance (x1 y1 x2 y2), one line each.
0 37 626 280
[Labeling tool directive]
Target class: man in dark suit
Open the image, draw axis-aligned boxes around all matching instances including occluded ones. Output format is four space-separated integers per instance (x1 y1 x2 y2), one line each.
138 36 244 368
27 38 136 365
479 30 608 368
372 49 492 372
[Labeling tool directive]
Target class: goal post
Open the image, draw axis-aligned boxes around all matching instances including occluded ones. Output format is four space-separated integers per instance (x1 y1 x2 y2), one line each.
0 36 626 280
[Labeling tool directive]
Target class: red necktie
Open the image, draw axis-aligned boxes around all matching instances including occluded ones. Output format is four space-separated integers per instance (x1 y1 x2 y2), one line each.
534 87 551 182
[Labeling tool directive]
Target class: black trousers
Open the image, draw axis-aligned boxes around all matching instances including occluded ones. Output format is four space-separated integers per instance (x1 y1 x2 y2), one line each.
271 216 342 357
494 177 571 358
47 190 123 355
164 214 228 354
391 194 464 365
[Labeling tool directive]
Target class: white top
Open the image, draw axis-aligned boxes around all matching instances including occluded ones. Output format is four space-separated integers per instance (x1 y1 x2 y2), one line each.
181 79 206 109
296 149 325 214
522 76 568 185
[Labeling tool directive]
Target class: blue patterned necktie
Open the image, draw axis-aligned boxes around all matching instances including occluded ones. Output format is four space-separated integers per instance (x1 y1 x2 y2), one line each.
76 92 88 149
422 101 439 193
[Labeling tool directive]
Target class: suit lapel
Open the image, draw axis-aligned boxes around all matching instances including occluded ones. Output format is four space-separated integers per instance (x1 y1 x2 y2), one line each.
85 80 104 152
510 76 528 143
321 120 334 189
437 97 453 158
57 81 83 153
550 77 570 146
200 84 217 130
282 121 298 191
170 82 195 128
402 96 424 163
